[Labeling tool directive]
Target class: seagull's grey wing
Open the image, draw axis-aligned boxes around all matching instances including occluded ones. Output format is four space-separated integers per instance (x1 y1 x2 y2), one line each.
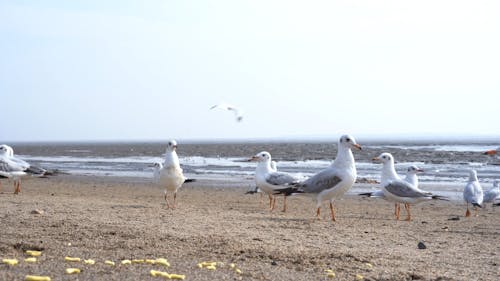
266 172 299 186
385 180 429 198
484 188 500 202
0 158 26 173
299 168 342 194
9 157 30 170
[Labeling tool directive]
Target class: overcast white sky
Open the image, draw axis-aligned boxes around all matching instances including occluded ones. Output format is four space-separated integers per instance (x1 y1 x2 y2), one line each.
1 1 499 142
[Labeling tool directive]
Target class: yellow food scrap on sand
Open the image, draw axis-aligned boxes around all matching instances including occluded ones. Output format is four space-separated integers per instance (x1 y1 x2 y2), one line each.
155 258 170 267
132 259 145 264
104 260 115 266
146 259 156 264
26 250 42 257
325 269 334 273
169 274 186 280
65 268 81 274
365 263 373 269
206 265 216 270
24 257 37 263
121 260 132 265
2 258 19 265
235 268 242 274
150 270 170 278
199 261 217 267
64 257 80 262
83 259 95 265
25 275 51 281
356 274 364 280
229 263 236 269
327 272 336 278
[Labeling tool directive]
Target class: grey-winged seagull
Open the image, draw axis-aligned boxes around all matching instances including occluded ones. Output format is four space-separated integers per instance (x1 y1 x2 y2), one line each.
154 140 195 209
249 152 300 212
483 180 500 205
372 153 445 221
360 165 424 219
463 169 483 217
274 135 362 221
0 144 46 194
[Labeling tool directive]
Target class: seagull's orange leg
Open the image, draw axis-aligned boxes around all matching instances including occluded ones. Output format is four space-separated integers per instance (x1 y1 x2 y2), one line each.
395 203 401 220
164 191 172 209
329 202 336 222
14 180 21 194
465 203 471 217
404 203 411 221
282 195 287 212
173 192 177 209
268 194 273 209
315 207 322 221
259 193 263 206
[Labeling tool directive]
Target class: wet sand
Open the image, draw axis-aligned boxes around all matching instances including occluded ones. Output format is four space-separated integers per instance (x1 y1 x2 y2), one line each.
0 176 499 280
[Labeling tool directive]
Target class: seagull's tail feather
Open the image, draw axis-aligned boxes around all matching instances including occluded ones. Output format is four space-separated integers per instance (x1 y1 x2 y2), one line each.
358 192 374 197
273 187 304 196
26 166 47 176
431 195 449 201
472 202 483 208
493 202 500 207
184 179 196 183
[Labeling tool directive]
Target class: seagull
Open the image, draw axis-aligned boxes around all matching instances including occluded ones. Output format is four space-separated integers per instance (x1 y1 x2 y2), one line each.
154 140 195 209
245 161 277 205
360 165 424 219
274 135 362 221
0 144 47 194
210 103 244 122
463 169 483 217
372 153 446 221
483 180 500 205
249 152 300 212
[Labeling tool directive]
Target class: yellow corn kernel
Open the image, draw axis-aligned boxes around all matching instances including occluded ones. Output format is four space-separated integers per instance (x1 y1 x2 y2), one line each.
155 258 170 267
24 257 37 263
65 268 80 274
199 261 217 267
25 276 51 281
121 259 132 265
327 272 336 278
229 263 236 268
169 274 186 280
325 269 334 273
356 274 364 280
132 259 145 264
2 258 18 265
235 268 242 274
365 263 373 269
83 259 95 265
64 257 80 262
26 250 42 257
104 260 115 266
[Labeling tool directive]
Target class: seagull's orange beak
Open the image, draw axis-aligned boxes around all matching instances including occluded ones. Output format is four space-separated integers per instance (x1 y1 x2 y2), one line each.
372 157 380 162
353 144 362 150
484 150 497 156
417 169 424 173
247 156 259 162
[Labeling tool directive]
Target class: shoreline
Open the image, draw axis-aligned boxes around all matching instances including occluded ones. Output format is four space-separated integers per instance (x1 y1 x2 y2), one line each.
0 176 498 280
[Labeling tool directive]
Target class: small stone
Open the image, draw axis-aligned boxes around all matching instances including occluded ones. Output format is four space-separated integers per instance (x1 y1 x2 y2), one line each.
417 242 427 249
271 260 278 266
448 216 460 221
31 209 44 215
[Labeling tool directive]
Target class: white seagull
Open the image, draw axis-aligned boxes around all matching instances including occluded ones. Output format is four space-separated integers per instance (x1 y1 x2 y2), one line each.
210 103 244 122
463 169 484 217
154 140 194 209
274 135 362 221
360 165 424 219
483 180 500 205
372 153 446 221
249 152 300 212
0 144 46 194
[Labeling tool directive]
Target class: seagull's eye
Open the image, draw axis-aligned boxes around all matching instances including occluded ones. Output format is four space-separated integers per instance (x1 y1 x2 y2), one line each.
382 156 386 159
346 138 351 142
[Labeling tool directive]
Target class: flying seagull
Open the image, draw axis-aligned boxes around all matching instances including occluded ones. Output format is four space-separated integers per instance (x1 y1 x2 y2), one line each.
210 103 244 122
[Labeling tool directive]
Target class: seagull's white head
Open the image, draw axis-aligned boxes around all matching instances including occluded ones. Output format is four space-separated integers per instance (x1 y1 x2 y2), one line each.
372 152 394 165
468 169 478 181
249 151 272 163
0 145 10 156
407 165 424 174
339 135 362 150
166 140 178 152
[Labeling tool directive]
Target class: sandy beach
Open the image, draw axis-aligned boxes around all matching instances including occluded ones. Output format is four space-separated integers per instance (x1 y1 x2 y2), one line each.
1 176 499 281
